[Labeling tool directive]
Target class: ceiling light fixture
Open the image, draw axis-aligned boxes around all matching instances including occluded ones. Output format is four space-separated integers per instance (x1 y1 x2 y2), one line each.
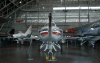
19 1 22 3
43 7 45 9
53 6 100 10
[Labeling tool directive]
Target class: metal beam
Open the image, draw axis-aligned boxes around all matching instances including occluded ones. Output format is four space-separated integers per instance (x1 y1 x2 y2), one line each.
6 0 34 18
9 0 19 8
0 0 11 11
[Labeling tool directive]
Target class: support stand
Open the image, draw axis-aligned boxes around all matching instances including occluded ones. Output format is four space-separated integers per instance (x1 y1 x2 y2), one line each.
40 42 61 61
27 39 33 60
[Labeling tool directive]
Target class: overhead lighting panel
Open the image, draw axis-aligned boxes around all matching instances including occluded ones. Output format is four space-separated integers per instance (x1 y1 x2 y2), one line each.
19 1 22 3
53 6 100 10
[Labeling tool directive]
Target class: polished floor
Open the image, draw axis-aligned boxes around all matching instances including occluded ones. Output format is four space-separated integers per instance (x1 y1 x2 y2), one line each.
0 42 100 63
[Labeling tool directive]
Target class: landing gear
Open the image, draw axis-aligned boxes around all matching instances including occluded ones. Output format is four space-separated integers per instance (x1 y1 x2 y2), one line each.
88 41 95 48
60 43 63 54
40 41 61 61
45 50 56 61
27 39 33 60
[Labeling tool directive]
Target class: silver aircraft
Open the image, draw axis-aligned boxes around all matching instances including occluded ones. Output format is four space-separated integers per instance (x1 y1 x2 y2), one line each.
38 13 63 61
74 21 100 47
83 23 100 36
82 23 100 47
12 25 32 44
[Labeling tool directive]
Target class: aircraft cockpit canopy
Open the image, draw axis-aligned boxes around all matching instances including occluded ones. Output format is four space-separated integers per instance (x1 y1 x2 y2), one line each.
91 23 100 28
41 28 48 31
44 22 56 27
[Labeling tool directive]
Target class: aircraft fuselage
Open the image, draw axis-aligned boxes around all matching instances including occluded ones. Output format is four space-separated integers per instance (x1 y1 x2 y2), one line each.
39 26 62 42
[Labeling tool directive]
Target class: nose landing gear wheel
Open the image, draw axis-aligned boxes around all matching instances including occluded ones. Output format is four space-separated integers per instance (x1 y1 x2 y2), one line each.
46 52 57 61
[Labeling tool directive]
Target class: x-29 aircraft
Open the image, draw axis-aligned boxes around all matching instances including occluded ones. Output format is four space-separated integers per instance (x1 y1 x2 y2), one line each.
38 13 63 61
12 25 32 44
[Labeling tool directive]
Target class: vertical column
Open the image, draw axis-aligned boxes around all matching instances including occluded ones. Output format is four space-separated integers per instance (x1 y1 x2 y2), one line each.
64 0 66 31
13 12 16 28
87 0 90 23
78 0 81 26
25 12 27 27
78 0 83 35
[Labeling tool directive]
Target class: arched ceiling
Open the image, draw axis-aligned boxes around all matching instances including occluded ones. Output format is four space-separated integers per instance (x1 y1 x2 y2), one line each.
0 0 35 18
0 0 100 23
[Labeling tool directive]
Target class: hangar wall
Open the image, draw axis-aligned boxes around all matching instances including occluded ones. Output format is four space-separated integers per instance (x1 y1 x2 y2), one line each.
1 0 100 36
12 10 100 36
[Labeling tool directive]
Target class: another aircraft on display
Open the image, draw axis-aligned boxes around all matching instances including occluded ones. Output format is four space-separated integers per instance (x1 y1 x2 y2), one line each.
0 25 32 47
81 22 100 47
71 21 100 47
38 13 63 61
82 23 100 36
12 25 32 44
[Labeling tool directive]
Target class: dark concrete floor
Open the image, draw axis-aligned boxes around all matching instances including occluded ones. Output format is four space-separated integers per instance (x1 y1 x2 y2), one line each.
0 42 100 63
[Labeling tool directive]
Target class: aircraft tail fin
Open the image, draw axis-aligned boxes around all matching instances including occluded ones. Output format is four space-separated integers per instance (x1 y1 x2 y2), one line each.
24 25 32 37
9 29 15 35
